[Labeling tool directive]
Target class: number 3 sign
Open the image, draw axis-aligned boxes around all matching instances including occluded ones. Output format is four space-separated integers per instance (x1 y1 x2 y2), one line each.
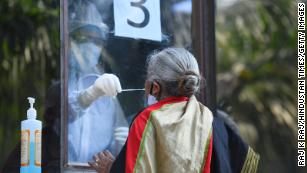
114 0 162 41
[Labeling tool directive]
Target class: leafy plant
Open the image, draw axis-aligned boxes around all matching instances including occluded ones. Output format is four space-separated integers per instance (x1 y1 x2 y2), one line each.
216 0 302 172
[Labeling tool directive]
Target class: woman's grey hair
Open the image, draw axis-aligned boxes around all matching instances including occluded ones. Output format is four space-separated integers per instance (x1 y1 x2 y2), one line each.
146 47 201 98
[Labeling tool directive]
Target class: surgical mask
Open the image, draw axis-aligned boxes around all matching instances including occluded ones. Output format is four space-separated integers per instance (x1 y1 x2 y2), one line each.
75 42 102 72
144 82 158 107
147 94 158 106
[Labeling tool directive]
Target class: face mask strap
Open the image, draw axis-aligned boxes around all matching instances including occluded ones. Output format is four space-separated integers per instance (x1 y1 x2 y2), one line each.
149 82 154 95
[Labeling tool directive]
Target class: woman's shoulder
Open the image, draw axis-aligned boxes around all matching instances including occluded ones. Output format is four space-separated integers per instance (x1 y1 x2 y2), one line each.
211 112 260 173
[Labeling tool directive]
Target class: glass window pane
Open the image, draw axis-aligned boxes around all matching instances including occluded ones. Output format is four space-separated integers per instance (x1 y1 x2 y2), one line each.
65 0 192 164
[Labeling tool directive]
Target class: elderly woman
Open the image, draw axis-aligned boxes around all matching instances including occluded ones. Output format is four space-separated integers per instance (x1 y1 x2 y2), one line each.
89 48 259 173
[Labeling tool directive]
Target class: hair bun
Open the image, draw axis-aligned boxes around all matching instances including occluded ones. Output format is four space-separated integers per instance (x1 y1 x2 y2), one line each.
179 71 200 97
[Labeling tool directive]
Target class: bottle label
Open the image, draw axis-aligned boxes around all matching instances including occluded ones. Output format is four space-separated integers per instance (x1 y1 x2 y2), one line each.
35 130 42 166
21 130 30 166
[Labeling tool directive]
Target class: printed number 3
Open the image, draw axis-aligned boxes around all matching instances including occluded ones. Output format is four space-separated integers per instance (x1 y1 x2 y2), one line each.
127 0 150 28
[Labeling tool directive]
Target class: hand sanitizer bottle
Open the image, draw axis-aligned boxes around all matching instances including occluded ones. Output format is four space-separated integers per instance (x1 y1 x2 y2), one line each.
20 97 42 173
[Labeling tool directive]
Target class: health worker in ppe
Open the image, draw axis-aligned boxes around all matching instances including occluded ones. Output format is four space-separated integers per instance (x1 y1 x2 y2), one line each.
67 0 128 163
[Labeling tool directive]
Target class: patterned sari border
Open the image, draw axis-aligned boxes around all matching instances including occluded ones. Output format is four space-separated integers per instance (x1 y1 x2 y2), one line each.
199 128 213 173
240 147 260 173
133 103 175 173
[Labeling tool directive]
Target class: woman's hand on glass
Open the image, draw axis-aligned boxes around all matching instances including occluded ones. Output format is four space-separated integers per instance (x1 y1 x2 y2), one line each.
89 150 114 173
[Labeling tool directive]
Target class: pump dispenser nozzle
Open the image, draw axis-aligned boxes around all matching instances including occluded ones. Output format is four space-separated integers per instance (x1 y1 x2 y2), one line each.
27 97 37 119
28 97 35 108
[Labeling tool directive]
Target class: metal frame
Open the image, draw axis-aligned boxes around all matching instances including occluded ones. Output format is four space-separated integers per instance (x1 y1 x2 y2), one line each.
60 0 69 171
60 0 217 171
192 0 217 114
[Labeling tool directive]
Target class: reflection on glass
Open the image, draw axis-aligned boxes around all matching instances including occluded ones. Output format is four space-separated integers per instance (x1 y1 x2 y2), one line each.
66 0 192 164
67 0 128 163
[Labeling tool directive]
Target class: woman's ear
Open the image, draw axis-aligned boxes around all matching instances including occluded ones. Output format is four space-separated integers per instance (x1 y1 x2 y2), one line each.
151 81 161 98
144 80 151 96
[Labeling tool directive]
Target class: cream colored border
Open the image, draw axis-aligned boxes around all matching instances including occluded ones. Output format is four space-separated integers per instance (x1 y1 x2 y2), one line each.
241 147 260 173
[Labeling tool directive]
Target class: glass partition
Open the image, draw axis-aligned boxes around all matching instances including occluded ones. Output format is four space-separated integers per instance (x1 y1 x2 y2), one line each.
63 0 193 166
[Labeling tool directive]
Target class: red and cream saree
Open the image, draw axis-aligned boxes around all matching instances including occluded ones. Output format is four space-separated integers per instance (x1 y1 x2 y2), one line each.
110 96 259 173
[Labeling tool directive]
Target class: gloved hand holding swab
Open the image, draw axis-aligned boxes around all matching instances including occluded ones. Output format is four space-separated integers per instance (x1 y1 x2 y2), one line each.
78 73 122 108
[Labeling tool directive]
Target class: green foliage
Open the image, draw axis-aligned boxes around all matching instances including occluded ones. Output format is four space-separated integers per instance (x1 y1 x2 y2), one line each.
216 0 303 172
0 0 60 167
